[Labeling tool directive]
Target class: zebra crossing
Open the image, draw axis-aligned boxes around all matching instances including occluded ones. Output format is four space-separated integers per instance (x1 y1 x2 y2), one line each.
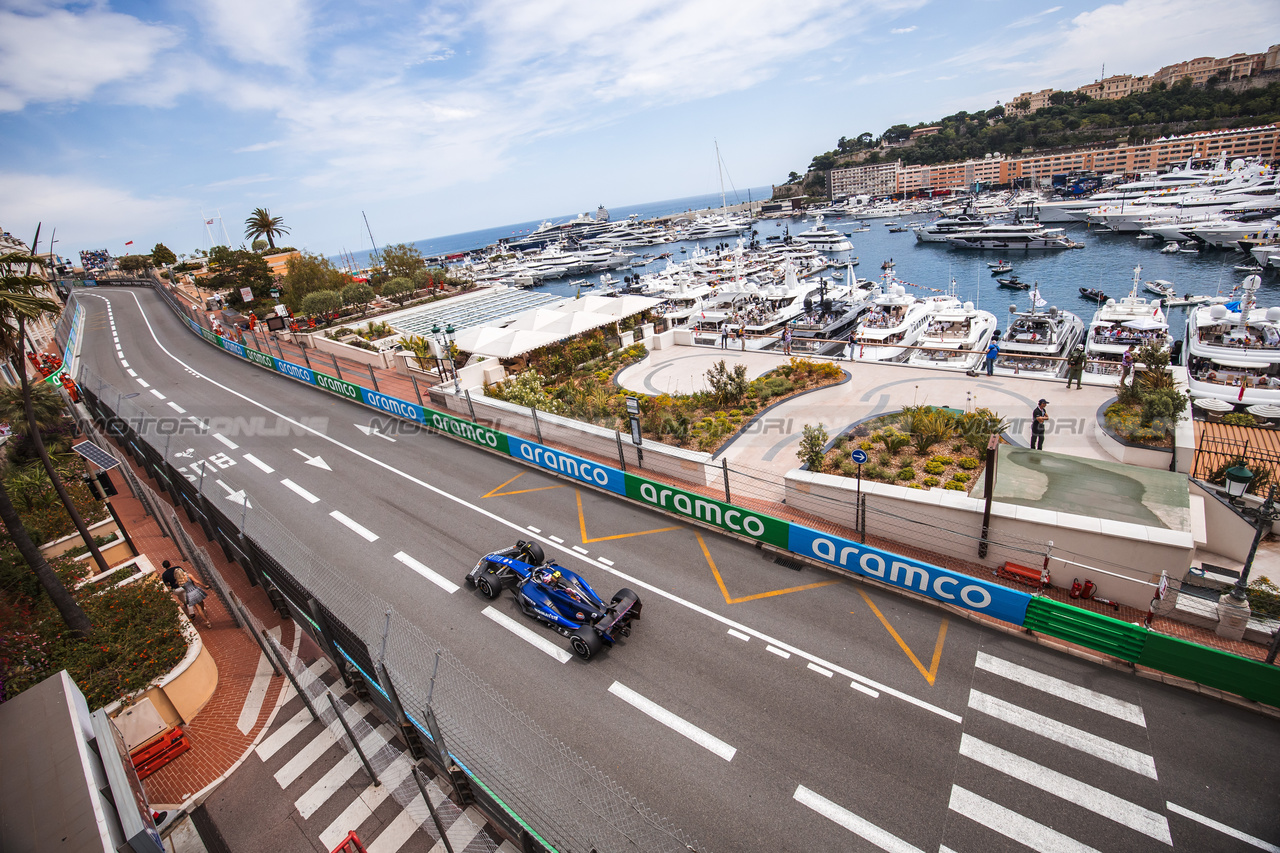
253 658 514 853
947 650 1171 852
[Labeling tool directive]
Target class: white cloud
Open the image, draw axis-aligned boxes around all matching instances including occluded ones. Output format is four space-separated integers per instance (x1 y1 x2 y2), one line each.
1007 6 1061 29
0 172 190 246
235 141 286 154
0 5 178 111
191 0 313 70
891 25 917 34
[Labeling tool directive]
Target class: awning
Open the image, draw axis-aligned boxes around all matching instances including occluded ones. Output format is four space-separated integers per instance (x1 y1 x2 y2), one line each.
1121 317 1168 330
1210 358 1264 369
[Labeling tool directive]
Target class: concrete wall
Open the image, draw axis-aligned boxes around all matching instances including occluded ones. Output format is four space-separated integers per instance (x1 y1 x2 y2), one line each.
41 516 119 559
1189 479 1270 562
1095 424 1174 469
299 332 395 369
785 468 1193 610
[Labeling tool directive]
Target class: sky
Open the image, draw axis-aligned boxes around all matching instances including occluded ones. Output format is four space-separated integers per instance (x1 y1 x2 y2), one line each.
1 0 1278 263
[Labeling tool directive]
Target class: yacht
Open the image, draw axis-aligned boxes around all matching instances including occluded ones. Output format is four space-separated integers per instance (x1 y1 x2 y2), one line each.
946 222 1079 251
912 213 989 243
852 278 943 362
1083 267 1172 380
992 289 1085 378
1185 275 1280 405
793 215 854 252
681 214 752 241
905 286 998 371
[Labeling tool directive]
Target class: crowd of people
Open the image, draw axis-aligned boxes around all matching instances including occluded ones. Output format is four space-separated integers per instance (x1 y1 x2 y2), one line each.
26 351 63 378
1090 325 1168 345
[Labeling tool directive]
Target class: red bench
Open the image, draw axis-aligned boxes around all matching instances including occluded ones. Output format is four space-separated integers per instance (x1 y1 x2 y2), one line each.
997 561 1049 589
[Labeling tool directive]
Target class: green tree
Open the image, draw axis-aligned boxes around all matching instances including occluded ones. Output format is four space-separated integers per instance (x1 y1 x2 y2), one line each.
797 423 829 471
378 243 425 282
488 370 564 414
244 207 290 250
382 276 414 306
150 243 176 266
116 254 152 273
206 246 273 309
705 360 748 406
0 247 95 637
283 252 348 312
341 282 374 316
300 289 341 323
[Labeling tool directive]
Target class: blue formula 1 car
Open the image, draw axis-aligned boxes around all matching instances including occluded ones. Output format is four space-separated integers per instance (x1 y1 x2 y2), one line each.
466 541 641 661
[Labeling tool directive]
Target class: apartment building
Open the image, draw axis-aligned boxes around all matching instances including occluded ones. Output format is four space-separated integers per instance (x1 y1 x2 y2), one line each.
1004 88 1055 116
829 160 901 198
898 156 1007 194
1154 52 1266 87
1076 73 1153 101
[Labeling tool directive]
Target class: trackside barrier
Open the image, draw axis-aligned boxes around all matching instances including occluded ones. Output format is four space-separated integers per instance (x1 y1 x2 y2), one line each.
1137 632 1280 708
105 286 1280 709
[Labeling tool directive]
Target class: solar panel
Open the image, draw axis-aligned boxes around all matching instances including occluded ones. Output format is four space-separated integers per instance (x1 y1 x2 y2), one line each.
72 440 121 472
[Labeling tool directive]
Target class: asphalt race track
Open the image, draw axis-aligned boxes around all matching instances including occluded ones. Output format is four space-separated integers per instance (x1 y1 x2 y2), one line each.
77 287 1280 852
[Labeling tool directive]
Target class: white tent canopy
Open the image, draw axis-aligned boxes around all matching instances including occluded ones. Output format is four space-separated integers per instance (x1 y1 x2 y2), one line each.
453 293 660 360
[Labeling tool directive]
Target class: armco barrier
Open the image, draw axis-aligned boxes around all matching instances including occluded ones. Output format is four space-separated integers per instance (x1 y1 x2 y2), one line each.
103 286 1280 708
1138 632 1280 708
1022 598 1147 662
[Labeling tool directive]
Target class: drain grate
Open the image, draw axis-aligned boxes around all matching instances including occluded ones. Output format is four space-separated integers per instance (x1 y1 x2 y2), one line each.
773 555 805 572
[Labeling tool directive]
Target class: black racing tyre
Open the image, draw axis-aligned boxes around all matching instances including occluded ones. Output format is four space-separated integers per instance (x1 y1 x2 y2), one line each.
476 573 502 600
569 626 604 661
520 541 545 566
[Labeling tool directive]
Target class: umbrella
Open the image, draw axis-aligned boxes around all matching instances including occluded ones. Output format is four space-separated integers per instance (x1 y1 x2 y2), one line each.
1193 397 1234 411
1122 317 1168 331
1246 404 1280 419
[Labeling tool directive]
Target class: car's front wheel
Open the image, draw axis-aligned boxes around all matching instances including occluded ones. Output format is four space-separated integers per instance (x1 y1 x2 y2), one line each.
569 627 603 661
476 573 502 600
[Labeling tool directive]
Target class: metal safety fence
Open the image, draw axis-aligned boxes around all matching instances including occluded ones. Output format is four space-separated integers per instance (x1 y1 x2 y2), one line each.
75 365 705 853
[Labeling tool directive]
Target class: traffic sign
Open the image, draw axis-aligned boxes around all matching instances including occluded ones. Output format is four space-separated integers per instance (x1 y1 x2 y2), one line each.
850 448 868 464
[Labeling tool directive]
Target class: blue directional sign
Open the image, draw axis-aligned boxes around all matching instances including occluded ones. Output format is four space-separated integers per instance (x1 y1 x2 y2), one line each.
850 448 868 464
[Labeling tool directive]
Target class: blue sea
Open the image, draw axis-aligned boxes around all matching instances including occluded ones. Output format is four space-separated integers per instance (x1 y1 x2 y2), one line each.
339 188 1275 322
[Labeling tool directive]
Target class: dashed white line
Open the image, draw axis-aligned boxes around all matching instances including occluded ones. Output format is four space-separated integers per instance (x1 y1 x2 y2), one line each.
280 478 320 504
526 526 541 533
150 389 166 399
136 378 150 388
608 682 736 761
119 358 127 365
850 680 880 698
330 510 378 542
766 645 791 659
167 401 186 414
393 552 459 594
598 557 614 566
807 662 834 678
572 545 589 555
727 629 750 642
1166 802 1280 852
481 606 570 662
794 785 925 853
187 416 207 429
126 369 137 377
243 454 274 473
549 535 564 543
213 433 239 450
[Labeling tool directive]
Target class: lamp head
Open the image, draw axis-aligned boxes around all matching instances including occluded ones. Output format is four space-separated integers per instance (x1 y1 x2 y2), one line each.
1224 464 1254 500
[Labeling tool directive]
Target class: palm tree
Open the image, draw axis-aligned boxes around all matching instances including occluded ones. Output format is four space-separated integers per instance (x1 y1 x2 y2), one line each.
244 208 290 251
0 243 94 637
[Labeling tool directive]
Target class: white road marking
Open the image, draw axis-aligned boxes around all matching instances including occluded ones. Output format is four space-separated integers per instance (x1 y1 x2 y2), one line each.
968 690 1157 779
274 702 372 789
793 785 925 853
850 680 880 698
243 454 275 473
394 551 459 594
572 545 589 555
608 682 736 761
257 661 333 760
115 343 121 351
975 652 1146 726
317 754 415 850
949 785 1099 853
119 359 128 366
167 401 186 413
527 525 541 533
808 662 834 677
549 535 564 543
213 433 239 450
598 557 613 566
150 389 166 399
766 645 791 659
292 448 332 470
237 649 276 735
280 478 320 503
330 510 378 542
136 378 150 387
122 290 949 723
126 369 137 377
958 735 1171 844
1166 803 1280 852
365 787 441 853
727 629 750 641
187 416 207 430
481 606 570 663
294 723 395 819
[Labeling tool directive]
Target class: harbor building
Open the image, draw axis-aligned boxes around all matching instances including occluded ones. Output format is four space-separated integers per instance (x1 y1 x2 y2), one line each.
828 160 899 198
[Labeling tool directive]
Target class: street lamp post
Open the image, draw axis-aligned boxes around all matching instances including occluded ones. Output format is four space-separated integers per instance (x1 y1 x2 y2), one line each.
1215 468 1280 640
430 323 461 394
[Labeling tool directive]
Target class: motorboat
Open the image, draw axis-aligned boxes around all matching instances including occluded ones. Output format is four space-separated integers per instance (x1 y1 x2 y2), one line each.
914 213 988 243
946 222 1081 250
793 215 854 252
905 285 998 371
997 275 1030 290
989 262 1013 274
987 260 1009 268
1084 267 1171 379
992 288 1085 378
1079 288 1109 302
1185 275 1280 405
852 278 944 362
1145 280 1176 299
1160 241 1181 254
1236 262 1266 274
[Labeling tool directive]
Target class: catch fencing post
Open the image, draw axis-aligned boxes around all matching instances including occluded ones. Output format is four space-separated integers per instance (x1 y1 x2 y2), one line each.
367 364 379 392
331 353 342 380
328 693 379 786
262 630 319 723
410 375 425 407
978 435 998 559
721 458 731 503
411 767 455 853
307 597 352 689
615 430 627 472
464 389 477 422
301 347 312 370
531 407 543 443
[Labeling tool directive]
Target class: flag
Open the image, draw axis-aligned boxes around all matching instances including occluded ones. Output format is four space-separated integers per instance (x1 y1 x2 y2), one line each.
125 241 133 246
206 219 214 225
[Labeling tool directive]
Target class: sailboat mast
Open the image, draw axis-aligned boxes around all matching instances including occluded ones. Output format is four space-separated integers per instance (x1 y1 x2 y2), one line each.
363 211 381 264
716 140 727 215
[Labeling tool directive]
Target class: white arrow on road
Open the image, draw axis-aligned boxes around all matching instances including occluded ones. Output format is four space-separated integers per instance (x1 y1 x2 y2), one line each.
216 479 251 507
355 423 396 442
292 448 333 470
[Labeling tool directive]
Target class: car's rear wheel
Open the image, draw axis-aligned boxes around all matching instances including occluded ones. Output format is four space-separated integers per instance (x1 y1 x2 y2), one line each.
476 573 502 600
569 626 603 661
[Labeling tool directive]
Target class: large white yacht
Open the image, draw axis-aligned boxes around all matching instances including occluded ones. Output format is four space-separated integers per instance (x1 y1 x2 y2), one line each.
1083 267 1171 380
946 222 1080 251
913 212 988 243
992 289 1085 378
793 215 854 252
905 286 998 371
1185 275 1280 405
852 278 946 362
